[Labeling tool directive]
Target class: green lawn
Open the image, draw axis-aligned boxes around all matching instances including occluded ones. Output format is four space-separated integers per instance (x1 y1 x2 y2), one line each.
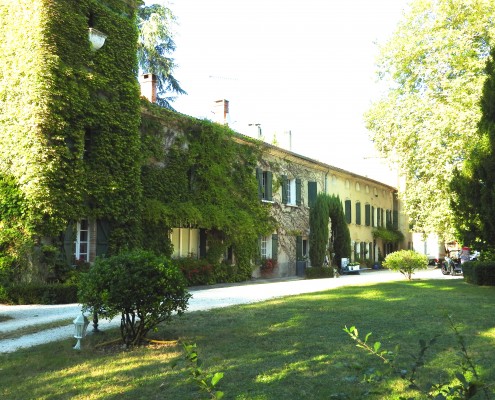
1 279 494 399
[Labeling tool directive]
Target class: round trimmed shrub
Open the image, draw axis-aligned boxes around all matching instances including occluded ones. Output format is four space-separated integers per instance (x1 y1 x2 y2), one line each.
383 250 428 280
78 249 191 347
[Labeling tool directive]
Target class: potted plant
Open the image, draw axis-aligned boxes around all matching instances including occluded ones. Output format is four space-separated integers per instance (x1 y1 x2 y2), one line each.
348 262 360 271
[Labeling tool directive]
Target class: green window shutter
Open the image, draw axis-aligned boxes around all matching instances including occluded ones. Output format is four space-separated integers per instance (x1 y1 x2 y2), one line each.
296 235 303 261
377 208 381 227
281 175 288 204
266 171 273 201
345 200 352 224
381 209 385 227
271 234 278 260
365 204 371 226
356 202 361 225
296 178 302 206
393 210 399 230
256 168 262 200
96 219 110 257
308 181 317 208
371 206 375 227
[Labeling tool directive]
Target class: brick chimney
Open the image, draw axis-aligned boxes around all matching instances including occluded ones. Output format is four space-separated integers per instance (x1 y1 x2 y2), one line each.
139 73 157 103
213 99 229 125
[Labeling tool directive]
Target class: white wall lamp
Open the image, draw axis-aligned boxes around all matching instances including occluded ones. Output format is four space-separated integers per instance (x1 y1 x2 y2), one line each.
88 27 107 51
73 312 90 350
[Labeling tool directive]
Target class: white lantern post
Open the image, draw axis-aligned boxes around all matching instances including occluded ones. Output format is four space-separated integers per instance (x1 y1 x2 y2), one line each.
73 312 90 350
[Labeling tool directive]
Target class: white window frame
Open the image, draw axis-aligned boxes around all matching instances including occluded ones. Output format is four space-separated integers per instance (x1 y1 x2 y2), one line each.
75 219 90 261
261 235 272 259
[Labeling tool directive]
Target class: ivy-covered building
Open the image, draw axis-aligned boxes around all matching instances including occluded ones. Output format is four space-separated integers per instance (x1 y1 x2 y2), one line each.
0 0 411 285
139 87 412 278
0 0 143 280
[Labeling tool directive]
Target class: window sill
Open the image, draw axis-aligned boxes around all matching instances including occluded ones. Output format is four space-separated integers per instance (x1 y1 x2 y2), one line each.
262 199 275 204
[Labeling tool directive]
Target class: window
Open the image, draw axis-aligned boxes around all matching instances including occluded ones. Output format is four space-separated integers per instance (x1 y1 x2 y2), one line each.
355 201 361 225
282 175 301 206
76 219 90 261
261 236 268 258
260 234 278 260
296 235 308 261
345 200 352 224
256 169 272 201
355 182 361 191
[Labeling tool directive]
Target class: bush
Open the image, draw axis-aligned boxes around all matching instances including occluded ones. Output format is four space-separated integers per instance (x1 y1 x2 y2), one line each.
305 266 334 279
5 283 78 304
462 261 495 285
175 257 216 286
78 249 191 347
383 250 428 280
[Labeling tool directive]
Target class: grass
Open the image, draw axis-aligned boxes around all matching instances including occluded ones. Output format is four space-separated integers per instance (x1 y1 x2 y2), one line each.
1 278 494 399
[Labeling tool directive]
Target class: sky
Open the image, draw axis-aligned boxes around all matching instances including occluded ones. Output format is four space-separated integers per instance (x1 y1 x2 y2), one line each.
148 0 411 186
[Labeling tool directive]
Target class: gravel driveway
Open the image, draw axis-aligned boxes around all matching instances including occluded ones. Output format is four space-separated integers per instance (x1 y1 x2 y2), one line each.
0 268 460 353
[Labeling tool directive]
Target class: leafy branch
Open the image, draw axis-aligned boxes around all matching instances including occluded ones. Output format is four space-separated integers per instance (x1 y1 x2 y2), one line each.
179 343 225 399
344 316 491 399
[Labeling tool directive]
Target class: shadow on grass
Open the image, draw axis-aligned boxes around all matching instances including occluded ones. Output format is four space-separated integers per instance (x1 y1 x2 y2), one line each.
1 279 494 399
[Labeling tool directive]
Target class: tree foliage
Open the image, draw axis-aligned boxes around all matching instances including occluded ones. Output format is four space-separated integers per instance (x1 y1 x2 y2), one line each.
450 45 495 249
309 193 351 268
365 0 495 239
140 104 275 273
79 249 191 347
137 3 186 109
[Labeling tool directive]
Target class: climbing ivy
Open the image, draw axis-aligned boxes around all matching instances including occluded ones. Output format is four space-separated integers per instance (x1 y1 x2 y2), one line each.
0 0 142 273
140 104 275 273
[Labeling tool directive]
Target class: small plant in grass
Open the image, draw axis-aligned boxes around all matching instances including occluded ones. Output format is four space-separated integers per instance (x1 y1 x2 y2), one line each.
344 316 491 399
383 250 428 280
175 342 224 399
78 249 191 347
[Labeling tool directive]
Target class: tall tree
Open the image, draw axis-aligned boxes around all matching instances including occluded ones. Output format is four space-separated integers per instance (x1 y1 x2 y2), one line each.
309 194 351 268
137 3 186 109
365 0 495 239
450 46 495 249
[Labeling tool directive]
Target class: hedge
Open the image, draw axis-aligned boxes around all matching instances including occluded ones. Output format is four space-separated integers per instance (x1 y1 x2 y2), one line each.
305 266 335 279
462 261 495 286
6 284 78 305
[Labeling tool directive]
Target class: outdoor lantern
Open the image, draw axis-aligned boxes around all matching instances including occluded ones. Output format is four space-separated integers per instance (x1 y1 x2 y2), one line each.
73 312 90 350
88 27 107 51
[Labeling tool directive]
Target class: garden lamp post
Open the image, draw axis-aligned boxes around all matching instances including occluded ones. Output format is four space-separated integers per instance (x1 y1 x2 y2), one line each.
73 312 90 350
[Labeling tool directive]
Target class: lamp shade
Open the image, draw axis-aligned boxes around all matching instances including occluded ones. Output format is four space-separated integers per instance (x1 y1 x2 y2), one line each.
88 27 107 51
73 312 90 350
